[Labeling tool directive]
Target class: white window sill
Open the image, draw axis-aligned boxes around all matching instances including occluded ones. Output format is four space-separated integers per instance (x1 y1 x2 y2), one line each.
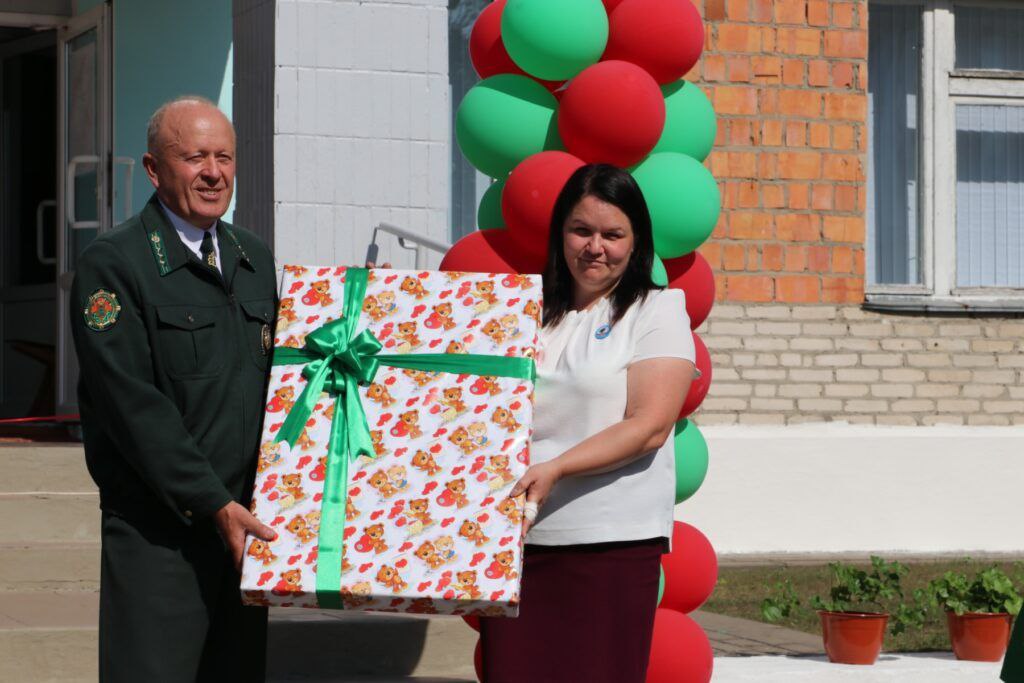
863 292 1024 314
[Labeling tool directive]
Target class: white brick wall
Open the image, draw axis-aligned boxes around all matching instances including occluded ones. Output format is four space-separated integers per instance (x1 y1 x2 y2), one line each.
272 0 450 268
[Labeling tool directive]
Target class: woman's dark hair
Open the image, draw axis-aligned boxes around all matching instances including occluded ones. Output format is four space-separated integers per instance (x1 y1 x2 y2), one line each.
542 163 661 329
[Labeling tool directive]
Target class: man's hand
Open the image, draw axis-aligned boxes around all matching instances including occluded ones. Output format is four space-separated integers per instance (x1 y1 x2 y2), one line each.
213 501 277 572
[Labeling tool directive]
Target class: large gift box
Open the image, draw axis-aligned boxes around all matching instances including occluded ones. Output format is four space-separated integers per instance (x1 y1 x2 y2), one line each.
240 266 540 616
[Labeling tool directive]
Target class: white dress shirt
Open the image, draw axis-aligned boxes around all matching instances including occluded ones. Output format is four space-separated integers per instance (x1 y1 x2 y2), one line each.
525 288 696 546
158 199 222 273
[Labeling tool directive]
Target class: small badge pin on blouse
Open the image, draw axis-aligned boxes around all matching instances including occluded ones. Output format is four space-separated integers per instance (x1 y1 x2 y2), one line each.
594 323 611 340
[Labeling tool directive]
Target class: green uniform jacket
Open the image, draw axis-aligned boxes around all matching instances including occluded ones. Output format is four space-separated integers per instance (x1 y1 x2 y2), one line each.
71 194 277 527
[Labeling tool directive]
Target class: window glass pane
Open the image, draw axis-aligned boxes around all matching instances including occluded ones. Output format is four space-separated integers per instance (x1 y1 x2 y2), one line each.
955 6 1024 71
955 105 1024 289
867 3 922 285
449 0 491 242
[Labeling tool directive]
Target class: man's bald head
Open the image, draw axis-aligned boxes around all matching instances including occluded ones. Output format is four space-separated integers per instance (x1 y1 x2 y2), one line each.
146 96 234 156
142 96 236 228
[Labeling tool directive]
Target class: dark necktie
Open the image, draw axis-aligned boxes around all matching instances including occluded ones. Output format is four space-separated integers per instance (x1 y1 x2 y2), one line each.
200 231 218 270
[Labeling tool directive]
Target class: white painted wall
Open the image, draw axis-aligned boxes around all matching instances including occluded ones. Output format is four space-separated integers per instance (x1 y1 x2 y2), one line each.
676 424 1023 556
272 0 450 268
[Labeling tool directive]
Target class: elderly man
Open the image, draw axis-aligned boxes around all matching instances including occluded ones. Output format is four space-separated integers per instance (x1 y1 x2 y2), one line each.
71 96 277 682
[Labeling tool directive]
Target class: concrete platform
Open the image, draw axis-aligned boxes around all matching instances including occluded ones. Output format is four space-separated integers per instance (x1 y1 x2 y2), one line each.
713 652 1003 682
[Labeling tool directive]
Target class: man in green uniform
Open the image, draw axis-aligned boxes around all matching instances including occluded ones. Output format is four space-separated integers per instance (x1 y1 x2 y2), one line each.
71 96 278 682
1005 622 1024 681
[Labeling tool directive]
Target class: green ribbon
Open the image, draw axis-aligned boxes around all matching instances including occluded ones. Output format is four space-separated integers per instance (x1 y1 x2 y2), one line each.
271 268 535 608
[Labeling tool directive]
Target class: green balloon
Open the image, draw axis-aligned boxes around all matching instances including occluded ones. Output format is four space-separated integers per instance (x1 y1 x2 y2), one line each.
658 566 666 606
632 152 721 259
501 0 609 81
654 81 717 162
651 255 668 286
456 74 561 178
478 178 506 230
673 418 709 504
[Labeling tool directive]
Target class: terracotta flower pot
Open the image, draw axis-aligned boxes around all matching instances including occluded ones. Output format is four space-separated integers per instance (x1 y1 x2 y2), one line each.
946 611 1013 661
819 610 888 665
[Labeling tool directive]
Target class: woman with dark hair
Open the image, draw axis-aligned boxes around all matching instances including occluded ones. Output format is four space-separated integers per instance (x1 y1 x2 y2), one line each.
479 164 697 683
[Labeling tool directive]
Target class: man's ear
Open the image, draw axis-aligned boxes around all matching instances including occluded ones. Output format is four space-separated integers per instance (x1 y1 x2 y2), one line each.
142 153 160 189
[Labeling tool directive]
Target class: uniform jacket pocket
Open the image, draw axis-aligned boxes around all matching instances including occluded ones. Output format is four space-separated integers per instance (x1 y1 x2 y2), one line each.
155 304 225 379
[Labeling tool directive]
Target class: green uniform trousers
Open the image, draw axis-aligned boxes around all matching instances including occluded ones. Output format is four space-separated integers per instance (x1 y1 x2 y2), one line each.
1003 616 1024 682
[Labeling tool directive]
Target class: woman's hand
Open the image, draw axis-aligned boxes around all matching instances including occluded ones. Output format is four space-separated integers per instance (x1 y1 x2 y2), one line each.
510 460 563 534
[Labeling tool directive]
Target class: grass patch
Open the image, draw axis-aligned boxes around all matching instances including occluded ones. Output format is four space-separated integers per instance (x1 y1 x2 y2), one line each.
703 559 1024 653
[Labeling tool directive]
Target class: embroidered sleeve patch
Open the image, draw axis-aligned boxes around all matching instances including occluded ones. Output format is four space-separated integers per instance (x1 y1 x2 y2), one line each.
84 289 122 331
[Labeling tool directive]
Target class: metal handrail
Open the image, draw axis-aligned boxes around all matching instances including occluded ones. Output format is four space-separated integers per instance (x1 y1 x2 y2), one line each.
366 222 452 270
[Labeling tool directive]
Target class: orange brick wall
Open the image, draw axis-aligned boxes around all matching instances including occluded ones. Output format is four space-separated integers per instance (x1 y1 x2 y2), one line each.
691 0 868 305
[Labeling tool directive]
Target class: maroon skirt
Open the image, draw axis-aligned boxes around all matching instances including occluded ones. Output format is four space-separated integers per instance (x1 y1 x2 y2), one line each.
479 538 667 683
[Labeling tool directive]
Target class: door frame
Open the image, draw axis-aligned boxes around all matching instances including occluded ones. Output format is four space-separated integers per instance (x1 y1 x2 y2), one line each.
55 1 112 414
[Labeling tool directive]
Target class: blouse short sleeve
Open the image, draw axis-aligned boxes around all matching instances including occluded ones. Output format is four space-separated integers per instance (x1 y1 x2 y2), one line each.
630 289 696 365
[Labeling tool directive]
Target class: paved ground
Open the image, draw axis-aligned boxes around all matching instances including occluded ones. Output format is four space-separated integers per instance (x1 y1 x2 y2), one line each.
714 652 1003 681
692 610 824 657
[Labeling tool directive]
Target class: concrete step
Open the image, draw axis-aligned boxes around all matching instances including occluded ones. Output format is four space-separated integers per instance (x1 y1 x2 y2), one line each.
0 493 99 544
0 445 93 493
0 590 479 683
0 542 99 592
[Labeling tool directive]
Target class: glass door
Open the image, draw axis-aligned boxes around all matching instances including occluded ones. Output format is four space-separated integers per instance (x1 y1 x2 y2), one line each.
56 4 112 414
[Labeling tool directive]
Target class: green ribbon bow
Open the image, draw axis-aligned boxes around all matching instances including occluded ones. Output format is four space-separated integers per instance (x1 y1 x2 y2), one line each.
271 268 535 607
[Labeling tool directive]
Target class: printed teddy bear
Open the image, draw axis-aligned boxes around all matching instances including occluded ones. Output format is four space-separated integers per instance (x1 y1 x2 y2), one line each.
458 519 490 548
424 302 456 330
272 568 303 596
267 386 294 413
486 455 516 490
496 497 522 526
439 386 467 422
247 538 277 566
375 564 408 593
491 406 521 433
366 381 395 407
368 469 398 498
286 514 317 544
399 275 429 300
354 523 389 554
481 318 506 345
485 550 519 580
395 321 422 352
414 540 446 570
276 297 299 333
454 570 482 599
436 478 469 508
276 473 306 509
448 426 478 455
257 441 282 473
523 299 541 325
411 449 441 476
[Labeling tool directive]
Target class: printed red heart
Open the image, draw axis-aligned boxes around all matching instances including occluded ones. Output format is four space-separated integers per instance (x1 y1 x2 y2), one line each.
444 589 456 600
271 516 285 526
377 413 392 427
429 404 441 414
395 517 407 527
438 572 453 590
500 536 513 546
400 542 414 553
412 305 426 317
385 275 398 284
457 282 472 297
470 457 485 474
462 297 474 307
370 510 384 520
282 373 294 382
428 339 442 349
359 563 374 572
441 517 455 528
451 466 465 476
288 554 302 565
388 503 405 519
464 335 475 345
313 493 323 503
406 398 418 407
384 376 397 386
353 470 367 481
477 514 490 523
258 571 273 586
470 553 485 567
490 591 505 601
305 418 316 427
509 401 521 411
432 428 447 438
306 315 321 325
269 423 282 433
306 549 318 564
417 581 432 592
297 455 312 469
395 559 408 568
267 491 279 501
430 444 442 454
384 339 396 348
513 385 527 394
344 527 356 539
393 449 407 459
313 403 323 411
318 268 330 276
517 450 529 464
349 486 361 496
507 298 520 306
440 290 452 299
481 497 495 507
261 475 278 493
422 482 438 494
501 439 514 452
288 281 304 294
467 319 480 328
458 373 471 382
473 404 487 414
334 266 346 276
476 473 488 482
418 272 430 279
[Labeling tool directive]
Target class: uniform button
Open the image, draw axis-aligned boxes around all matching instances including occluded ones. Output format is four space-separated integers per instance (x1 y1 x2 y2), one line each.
186 313 195 323
184 510 193 518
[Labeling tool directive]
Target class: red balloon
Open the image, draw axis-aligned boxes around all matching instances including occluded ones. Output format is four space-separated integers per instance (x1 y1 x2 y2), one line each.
440 229 546 275
679 333 711 419
558 60 665 167
474 638 484 682
463 615 481 632
646 609 713 683
664 252 715 329
503 151 586 254
602 0 629 13
603 0 705 85
660 521 717 614
469 0 563 91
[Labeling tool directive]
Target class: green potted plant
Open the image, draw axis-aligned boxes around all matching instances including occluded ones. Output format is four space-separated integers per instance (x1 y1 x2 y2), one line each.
810 556 924 665
921 566 1021 661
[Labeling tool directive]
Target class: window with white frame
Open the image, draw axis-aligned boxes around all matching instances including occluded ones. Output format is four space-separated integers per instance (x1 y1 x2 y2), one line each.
868 1 1024 309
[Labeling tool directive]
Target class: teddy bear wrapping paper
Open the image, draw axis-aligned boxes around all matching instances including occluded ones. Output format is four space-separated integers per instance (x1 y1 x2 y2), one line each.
240 266 540 617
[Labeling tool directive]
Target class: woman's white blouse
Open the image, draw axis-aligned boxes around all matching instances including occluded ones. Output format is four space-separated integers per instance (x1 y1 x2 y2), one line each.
526 288 696 546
